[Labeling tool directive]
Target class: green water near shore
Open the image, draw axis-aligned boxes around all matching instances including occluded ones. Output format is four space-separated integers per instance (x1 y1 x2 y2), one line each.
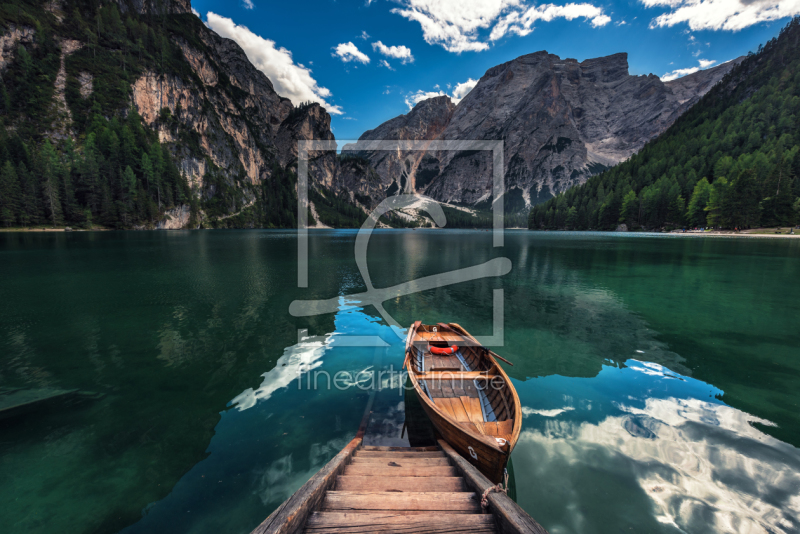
0 230 798 534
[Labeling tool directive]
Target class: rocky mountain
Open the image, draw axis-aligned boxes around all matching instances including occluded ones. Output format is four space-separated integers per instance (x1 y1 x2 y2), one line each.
530 17 800 232
0 0 360 230
352 52 743 208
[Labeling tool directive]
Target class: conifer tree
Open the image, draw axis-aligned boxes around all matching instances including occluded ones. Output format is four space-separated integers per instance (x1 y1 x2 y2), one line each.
687 178 712 227
39 141 63 227
0 160 20 227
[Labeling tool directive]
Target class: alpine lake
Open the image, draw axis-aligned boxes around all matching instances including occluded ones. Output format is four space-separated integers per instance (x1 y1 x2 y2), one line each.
1 229 798 534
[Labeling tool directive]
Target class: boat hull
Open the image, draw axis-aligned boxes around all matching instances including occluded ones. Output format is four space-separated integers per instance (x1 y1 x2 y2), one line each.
412 386 509 483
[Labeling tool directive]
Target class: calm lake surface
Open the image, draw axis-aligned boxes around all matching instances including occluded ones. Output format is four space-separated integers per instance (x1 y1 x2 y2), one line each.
1 230 799 534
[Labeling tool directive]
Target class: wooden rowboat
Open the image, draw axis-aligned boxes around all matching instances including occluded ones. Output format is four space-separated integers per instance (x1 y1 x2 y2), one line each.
404 321 522 483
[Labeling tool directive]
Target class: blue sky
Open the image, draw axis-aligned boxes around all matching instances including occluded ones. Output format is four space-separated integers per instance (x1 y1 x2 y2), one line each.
190 0 798 140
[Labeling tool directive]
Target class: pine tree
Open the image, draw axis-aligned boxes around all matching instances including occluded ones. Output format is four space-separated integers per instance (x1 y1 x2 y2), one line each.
619 190 638 227
16 163 38 227
39 141 63 227
707 178 732 228
0 160 21 227
686 178 712 227
731 169 761 229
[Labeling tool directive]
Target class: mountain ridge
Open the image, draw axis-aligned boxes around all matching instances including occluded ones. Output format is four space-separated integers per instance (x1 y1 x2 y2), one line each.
352 51 742 209
529 17 800 231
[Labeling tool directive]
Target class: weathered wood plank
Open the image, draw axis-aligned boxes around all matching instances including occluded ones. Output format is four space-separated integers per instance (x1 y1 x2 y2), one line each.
343 465 458 477
304 512 496 533
438 440 549 534
354 451 445 458
462 397 485 427
361 446 439 452
320 491 481 514
449 397 471 423
335 475 466 492
433 398 457 420
350 457 451 466
418 372 494 380
250 437 361 534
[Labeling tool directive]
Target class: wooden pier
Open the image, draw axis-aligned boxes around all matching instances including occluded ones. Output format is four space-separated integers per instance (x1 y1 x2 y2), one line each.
250 395 549 534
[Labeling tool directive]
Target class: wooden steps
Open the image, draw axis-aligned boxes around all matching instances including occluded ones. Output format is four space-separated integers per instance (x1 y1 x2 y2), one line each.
304 512 496 533
303 447 497 533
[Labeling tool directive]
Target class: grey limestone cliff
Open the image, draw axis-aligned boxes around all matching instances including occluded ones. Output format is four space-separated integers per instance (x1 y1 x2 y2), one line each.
356 51 743 207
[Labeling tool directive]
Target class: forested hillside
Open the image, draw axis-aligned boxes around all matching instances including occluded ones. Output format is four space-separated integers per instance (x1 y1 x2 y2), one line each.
0 1 356 230
529 17 800 231
0 1 196 228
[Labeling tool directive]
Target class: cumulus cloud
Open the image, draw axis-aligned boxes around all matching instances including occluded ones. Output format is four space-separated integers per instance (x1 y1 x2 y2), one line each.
192 7 200 17
662 57 717 81
404 76 479 108
242 0 254 9
405 90 448 108
391 0 611 53
372 41 415 63
333 42 371 64
379 59 395 70
641 0 800 31
205 13 342 114
451 77 478 101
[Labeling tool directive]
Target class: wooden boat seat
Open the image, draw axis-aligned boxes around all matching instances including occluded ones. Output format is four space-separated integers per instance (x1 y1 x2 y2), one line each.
416 371 494 380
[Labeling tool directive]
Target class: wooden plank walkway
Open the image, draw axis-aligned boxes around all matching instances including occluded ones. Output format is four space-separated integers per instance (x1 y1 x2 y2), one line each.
250 440 549 534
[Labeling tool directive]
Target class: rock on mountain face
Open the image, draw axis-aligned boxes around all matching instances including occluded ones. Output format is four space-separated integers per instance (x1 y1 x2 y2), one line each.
128 9 341 193
125 4 369 207
356 52 743 207
350 96 456 197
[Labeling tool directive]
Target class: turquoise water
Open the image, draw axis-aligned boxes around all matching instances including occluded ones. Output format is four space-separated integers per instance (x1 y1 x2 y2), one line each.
0 230 798 533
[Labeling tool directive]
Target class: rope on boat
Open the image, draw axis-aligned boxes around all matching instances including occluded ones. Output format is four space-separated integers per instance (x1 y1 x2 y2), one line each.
481 468 509 509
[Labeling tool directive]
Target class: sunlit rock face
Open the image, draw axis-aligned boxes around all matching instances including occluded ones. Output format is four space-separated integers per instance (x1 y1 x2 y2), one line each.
357 52 743 208
126 9 356 200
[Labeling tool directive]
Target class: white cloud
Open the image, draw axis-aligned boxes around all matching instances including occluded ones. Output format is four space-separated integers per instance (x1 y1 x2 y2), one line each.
451 77 478 102
379 59 395 70
360 30 371 40
192 7 200 17
242 0 254 9
391 0 611 53
205 13 343 114
372 41 415 63
662 66 700 81
404 76 479 108
616 19 627 25
641 0 800 31
590 14 612 26
333 42 371 64
405 90 448 109
661 57 717 81
489 3 611 41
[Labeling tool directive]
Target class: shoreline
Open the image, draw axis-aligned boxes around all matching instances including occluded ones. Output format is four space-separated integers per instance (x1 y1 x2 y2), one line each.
2 227 799 238
665 231 800 239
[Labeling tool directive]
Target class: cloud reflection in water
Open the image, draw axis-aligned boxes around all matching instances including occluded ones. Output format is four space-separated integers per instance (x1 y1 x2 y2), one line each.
516 361 800 534
229 334 331 411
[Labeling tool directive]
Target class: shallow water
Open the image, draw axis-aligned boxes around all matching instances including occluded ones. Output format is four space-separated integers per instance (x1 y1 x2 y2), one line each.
0 230 798 534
